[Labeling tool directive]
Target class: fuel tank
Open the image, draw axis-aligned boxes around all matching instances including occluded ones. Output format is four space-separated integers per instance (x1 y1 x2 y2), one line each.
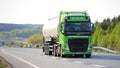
42 18 59 38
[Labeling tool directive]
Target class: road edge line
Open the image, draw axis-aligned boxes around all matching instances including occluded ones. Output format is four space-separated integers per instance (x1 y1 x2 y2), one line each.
2 50 40 68
92 64 107 68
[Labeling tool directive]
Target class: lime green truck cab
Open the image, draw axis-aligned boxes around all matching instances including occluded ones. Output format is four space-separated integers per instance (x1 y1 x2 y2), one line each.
42 11 94 58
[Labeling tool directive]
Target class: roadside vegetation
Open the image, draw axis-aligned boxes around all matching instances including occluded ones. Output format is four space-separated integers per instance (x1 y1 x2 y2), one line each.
26 34 43 48
0 24 43 48
0 24 42 38
0 56 12 68
0 62 6 68
93 15 120 52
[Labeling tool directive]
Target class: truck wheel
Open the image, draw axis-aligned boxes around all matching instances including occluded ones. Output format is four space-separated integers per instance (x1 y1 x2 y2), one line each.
60 46 65 57
46 46 50 55
42 47 44 52
53 45 57 56
57 46 61 57
44 46 47 55
49 51 52 55
60 53 65 57
44 48 47 55
44 51 47 55
85 54 91 58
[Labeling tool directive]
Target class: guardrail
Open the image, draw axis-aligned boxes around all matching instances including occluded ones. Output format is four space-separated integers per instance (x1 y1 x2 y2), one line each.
93 47 119 54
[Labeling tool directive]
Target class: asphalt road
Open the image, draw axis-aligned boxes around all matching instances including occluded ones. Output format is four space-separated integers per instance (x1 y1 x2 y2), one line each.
0 47 120 68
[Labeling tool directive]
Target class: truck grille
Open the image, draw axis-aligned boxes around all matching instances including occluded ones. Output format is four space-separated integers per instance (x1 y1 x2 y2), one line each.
68 38 88 52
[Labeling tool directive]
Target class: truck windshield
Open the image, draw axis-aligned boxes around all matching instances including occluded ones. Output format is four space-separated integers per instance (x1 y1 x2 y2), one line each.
65 23 92 32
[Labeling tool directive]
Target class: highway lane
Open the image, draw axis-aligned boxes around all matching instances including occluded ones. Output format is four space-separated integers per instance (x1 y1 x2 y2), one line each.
0 47 120 68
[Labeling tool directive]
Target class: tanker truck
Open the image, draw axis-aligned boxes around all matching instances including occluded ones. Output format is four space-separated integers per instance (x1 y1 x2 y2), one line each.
42 11 94 58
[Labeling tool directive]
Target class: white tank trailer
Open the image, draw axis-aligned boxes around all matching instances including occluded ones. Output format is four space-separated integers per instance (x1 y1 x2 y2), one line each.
42 17 59 38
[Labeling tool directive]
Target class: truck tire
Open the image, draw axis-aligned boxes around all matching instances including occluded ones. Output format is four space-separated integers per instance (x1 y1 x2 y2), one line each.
45 45 51 55
60 45 65 57
85 54 91 58
53 45 57 56
44 46 47 55
49 51 52 55
42 47 44 52
57 46 61 57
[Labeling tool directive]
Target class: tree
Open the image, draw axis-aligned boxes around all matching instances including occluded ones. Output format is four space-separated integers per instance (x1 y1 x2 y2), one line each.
27 34 43 47
101 18 111 30
115 22 120 50
117 15 120 23
107 22 115 34
101 19 108 30
95 20 99 27
93 23 105 46
93 15 120 51
108 22 120 49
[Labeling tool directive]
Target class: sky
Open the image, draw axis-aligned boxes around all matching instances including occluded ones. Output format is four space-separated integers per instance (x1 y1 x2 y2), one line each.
0 0 120 24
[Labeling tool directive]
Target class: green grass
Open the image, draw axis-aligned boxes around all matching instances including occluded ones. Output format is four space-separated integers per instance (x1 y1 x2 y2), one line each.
0 59 7 68
0 63 6 68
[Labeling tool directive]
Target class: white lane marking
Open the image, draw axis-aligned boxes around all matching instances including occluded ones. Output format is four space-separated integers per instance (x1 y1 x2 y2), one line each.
2 50 40 68
73 61 85 64
61 58 68 61
92 64 107 68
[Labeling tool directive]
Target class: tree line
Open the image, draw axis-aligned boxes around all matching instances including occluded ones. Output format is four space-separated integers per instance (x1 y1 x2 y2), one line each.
93 15 120 51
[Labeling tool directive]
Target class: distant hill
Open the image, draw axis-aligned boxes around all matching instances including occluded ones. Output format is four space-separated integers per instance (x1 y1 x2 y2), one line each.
0 23 43 38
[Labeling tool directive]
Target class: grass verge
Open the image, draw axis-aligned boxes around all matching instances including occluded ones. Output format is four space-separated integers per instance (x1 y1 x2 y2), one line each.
0 56 13 68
